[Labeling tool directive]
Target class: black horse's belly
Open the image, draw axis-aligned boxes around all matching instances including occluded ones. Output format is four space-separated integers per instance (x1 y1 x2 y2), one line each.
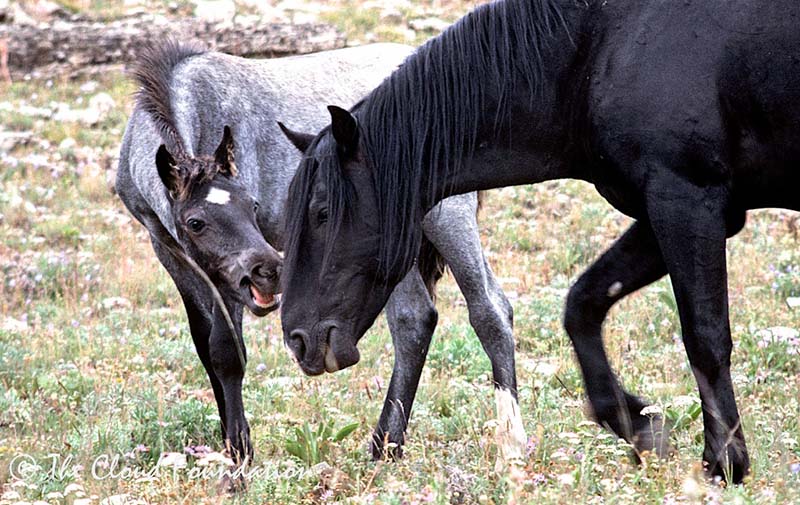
592 176 646 221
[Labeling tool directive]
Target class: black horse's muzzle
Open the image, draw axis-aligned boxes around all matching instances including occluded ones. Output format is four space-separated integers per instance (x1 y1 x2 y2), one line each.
286 320 360 375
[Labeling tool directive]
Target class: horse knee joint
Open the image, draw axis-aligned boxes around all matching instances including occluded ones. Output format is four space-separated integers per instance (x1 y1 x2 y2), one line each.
564 284 601 336
393 304 438 336
210 344 246 377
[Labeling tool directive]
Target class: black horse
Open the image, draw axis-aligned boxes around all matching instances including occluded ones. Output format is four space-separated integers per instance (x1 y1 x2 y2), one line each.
280 0 800 483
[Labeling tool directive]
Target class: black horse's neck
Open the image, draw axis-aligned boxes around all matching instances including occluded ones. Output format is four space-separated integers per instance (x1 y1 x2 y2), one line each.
344 0 592 277
355 0 591 216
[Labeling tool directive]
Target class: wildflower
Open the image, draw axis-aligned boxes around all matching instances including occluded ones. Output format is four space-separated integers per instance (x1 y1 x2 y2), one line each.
640 405 663 416
157 452 187 469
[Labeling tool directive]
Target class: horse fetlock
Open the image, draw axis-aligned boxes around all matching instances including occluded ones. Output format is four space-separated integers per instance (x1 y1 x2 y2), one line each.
224 422 253 466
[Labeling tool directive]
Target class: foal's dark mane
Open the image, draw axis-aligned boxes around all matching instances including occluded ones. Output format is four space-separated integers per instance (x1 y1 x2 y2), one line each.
285 0 571 280
132 40 206 159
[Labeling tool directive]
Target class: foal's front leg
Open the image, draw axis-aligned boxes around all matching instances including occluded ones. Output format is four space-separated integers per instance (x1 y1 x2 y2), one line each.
646 176 749 483
373 267 437 460
209 301 252 466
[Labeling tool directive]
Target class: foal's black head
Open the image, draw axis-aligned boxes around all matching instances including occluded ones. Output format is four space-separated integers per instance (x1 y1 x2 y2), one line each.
157 126 282 316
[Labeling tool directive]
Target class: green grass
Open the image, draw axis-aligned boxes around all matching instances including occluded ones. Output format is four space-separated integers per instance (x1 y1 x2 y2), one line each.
1 1 799 503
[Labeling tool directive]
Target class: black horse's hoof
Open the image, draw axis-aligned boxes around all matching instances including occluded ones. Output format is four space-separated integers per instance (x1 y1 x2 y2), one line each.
631 414 674 461
704 444 750 484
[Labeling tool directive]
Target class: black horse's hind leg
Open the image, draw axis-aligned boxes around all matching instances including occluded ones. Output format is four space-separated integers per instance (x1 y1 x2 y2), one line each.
372 268 437 460
209 301 252 466
150 239 229 439
646 176 749 483
564 222 671 456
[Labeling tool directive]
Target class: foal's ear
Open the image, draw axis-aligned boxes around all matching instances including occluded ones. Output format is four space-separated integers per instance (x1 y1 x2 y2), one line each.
214 125 237 176
156 144 181 197
327 105 358 155
277 122 315 153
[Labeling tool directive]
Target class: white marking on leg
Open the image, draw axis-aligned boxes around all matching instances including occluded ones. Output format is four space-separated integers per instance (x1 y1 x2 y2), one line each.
607 281 623 298
494 387 527 472
206 187 231 205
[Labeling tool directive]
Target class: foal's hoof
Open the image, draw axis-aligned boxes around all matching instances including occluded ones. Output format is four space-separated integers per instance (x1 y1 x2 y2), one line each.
218 473 248 494
370 433 403 461
631 415 674 462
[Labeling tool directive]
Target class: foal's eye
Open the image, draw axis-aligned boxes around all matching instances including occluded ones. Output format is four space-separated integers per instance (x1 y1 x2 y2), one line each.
253 201 260 213
187 218 206 233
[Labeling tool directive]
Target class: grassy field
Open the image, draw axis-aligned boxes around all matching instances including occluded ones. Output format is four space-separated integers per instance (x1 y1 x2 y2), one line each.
1 1 799 504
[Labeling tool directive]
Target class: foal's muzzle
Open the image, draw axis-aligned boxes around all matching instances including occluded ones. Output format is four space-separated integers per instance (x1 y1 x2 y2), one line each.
232 248 282 316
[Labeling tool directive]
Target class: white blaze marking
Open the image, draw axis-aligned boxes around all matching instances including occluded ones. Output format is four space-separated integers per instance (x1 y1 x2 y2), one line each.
494 387 527 472
206 187 231 205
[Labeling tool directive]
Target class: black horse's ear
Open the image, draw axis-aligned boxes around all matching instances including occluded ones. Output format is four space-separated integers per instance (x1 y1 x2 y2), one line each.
214 125 237 176
277 122 315 153
156 144 181 197
327 105 358 154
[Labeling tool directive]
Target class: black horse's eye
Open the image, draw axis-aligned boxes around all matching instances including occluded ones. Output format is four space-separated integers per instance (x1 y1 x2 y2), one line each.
317 208 328 224
187 218 206 233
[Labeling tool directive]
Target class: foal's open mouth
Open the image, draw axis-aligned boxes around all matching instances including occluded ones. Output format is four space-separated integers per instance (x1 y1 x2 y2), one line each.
243 281 280 316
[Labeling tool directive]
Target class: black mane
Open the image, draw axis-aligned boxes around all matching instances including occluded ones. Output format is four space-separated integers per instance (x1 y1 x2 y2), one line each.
131 40 206 158
285 0 571 282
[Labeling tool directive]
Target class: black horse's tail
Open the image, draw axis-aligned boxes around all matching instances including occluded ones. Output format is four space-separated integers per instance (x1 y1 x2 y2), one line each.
418 191 485 300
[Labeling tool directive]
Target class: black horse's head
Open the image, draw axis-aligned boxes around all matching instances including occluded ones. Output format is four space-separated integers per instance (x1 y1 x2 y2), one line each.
279 108 415 375
158 126 282 316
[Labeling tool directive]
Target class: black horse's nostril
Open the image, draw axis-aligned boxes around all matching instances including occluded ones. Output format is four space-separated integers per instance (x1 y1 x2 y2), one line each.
287 329 309 362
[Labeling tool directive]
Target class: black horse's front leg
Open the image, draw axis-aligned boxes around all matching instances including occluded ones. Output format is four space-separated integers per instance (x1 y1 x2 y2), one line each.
372 268 437 460
564 221 671 457
209 301 252 466
646 174 749 484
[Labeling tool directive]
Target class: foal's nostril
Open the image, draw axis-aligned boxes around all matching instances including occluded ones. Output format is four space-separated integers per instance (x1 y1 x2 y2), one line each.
253 263 279 281
287 329 309 362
